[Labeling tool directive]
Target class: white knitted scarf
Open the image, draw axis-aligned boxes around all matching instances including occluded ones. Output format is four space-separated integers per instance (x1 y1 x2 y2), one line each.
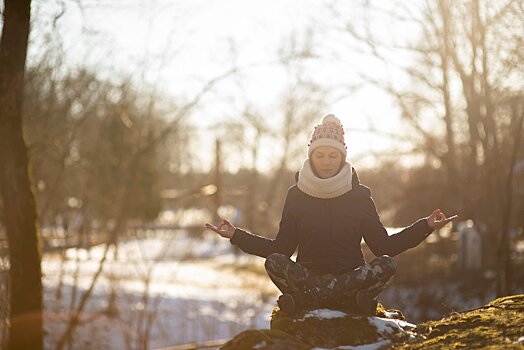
297 158 353 199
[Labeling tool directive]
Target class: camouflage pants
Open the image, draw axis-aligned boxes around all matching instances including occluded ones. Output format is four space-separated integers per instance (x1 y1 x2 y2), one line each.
264 253 397 309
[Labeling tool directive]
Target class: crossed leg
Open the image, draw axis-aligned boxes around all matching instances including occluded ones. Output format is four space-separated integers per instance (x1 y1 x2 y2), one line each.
332 255 397 310
264 253 397 310
264 253 318 294
333 255 397 298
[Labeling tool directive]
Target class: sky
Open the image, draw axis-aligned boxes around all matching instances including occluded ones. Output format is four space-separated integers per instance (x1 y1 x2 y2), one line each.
29 0 426 173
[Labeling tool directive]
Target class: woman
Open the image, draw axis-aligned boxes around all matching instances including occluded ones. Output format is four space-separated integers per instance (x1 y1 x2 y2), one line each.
205 115 458 316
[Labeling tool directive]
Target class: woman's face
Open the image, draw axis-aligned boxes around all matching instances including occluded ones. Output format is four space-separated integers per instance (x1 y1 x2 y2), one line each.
310 146 344 179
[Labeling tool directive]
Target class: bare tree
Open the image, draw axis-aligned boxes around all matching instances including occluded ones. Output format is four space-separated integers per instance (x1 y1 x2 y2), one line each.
0 0 43 349
330 0 524 294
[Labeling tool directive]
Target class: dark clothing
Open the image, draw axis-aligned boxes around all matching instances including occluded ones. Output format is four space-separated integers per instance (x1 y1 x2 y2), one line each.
265 253 397 310
230 168 434 275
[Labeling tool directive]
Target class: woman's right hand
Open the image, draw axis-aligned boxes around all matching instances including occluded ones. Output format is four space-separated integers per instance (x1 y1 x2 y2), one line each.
205 218 236 239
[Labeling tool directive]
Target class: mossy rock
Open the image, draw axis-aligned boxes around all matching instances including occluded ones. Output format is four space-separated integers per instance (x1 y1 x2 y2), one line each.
270 304 415 348
392 294 524 349
221 294 524 349
219 329 308 350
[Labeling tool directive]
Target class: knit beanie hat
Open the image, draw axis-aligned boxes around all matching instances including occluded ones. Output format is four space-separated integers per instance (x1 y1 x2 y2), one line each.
308 114 347 159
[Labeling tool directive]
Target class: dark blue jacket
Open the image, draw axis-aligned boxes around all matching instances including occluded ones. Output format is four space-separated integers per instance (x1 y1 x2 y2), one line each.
230 168 433 274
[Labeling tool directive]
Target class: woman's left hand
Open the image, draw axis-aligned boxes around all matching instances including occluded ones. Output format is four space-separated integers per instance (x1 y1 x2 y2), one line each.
426 209 459 230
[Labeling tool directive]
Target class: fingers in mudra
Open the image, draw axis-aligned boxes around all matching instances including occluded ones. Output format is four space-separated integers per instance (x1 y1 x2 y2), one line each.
429 209 459 229
433 208 443 219
218 219 231 230
205 219 234 238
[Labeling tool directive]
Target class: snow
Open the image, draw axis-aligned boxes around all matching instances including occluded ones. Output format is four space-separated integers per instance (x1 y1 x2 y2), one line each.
369 316 415 335
365 316 418 346
297 310 413 350
29 228 524 349
253 340 267 349
41 231 279 349
299 309 415 335
300 314 415 350
302 309 348 320
382 310 402 319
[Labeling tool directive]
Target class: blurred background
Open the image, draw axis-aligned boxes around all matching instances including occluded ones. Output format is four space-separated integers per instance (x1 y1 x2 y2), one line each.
0 0 523 349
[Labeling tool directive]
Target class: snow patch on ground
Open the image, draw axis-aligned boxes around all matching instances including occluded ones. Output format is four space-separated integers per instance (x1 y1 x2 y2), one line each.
253 340 267 349
371 317 415 332
369 316 415 339
42 232 279 349
382 309 402 319
303 309 348 320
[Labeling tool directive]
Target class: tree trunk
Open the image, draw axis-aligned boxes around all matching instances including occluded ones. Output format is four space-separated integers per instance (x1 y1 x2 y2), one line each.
496 107 524 297
0 0 43 349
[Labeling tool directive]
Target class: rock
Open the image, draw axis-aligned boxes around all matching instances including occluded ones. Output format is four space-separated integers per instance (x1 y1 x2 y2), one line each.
395 294 524 349
220 295 524 349
219 329 308 350
269 303 415 349
221 303 413 349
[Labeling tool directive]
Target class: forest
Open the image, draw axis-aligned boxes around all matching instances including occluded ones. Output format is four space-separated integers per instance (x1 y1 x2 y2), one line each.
0 0 523 349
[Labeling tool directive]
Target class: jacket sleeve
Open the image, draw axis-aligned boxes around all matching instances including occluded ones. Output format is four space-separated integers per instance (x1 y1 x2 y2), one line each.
360 193 433 257
229 189 299 258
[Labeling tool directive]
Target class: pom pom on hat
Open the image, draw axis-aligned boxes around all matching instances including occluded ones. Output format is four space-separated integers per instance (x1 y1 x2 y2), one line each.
321 114 342 126
308 114 347 158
